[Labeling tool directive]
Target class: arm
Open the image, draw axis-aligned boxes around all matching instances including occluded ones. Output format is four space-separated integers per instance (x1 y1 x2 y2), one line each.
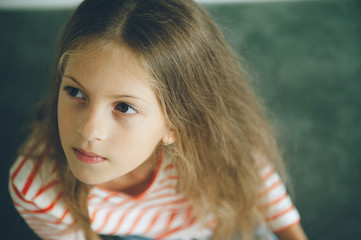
275 223 308 240
257 163 307 240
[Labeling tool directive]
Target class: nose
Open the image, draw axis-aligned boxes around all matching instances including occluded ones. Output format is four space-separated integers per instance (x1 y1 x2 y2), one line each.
78 107 107 142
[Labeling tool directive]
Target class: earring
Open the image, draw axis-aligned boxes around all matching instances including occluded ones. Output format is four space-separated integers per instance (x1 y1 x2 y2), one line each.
163 136 173 146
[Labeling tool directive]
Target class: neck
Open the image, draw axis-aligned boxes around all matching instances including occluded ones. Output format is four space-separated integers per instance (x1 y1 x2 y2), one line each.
98 150 161 196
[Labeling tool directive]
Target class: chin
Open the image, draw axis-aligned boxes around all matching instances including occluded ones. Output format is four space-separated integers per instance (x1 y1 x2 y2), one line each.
74 175 100 185
76 175 109 185
67 164 105 185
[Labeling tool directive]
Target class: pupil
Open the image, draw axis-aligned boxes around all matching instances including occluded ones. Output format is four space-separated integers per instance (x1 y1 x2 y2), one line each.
69 88 78 97
118 103 129 113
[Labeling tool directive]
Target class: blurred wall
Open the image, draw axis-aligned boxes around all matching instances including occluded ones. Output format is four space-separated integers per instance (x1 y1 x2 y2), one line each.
0 0 320 9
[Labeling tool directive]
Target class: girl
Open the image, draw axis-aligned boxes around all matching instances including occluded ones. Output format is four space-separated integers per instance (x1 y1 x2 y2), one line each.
9 0 307 239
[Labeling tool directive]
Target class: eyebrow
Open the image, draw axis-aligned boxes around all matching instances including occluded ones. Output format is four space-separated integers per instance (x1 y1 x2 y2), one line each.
63 75 86 90
62 75 150 104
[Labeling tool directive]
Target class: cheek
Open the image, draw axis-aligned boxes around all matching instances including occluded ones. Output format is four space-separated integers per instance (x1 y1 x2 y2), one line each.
57 99 78 141
134 119 165 148
110 118 164 153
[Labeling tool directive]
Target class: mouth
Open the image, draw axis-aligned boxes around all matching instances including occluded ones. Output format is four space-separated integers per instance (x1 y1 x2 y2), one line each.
73 148 107 164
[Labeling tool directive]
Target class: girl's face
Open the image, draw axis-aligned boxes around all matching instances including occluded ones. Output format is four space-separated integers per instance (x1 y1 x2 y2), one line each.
58 43 170 185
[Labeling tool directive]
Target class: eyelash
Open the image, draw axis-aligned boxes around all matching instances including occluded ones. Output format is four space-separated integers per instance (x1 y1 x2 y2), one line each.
63 86 138 115
64 86 85 99
114 102 138 114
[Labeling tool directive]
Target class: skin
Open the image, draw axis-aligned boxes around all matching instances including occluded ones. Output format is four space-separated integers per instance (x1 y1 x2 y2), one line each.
276 223 308 240
57 43 172 193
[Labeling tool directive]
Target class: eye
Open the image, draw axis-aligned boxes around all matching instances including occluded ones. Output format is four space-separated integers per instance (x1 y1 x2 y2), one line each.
64 86 85 99
115 102 137 114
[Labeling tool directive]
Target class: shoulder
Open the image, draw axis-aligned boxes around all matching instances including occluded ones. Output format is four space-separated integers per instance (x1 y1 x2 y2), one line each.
8 143 83 239
9 143 61 210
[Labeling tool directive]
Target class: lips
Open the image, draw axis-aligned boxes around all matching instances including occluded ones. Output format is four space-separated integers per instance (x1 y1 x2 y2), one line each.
73 148 106 164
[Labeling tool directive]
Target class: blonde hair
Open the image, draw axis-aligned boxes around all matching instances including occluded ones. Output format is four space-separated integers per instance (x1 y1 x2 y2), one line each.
24 0 286 239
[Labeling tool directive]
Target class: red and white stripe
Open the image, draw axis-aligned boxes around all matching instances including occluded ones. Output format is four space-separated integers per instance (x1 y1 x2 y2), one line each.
88 162 213 239
9 148 300 239
9 152 212 239
258 164 301 232
9 147 85 240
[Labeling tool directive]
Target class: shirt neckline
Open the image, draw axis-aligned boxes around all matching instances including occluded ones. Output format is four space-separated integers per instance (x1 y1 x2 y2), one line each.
94 152 163 200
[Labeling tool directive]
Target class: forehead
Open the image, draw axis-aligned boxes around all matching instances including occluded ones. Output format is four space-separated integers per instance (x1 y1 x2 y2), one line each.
66 40 144 72
64 40 164 102
64 40 158 87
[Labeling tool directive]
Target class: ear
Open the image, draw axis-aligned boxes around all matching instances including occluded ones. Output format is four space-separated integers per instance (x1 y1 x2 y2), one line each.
162 130 176 146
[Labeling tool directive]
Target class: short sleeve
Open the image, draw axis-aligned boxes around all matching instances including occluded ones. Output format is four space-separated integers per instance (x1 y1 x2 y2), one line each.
258 164 301 232
9 153 85 240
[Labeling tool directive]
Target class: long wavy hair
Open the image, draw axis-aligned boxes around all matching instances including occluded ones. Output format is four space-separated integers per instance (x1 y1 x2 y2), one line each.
24 0 286 239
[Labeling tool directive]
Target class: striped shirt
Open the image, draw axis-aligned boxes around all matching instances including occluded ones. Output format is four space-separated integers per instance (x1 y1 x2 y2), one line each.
9 147 300 240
